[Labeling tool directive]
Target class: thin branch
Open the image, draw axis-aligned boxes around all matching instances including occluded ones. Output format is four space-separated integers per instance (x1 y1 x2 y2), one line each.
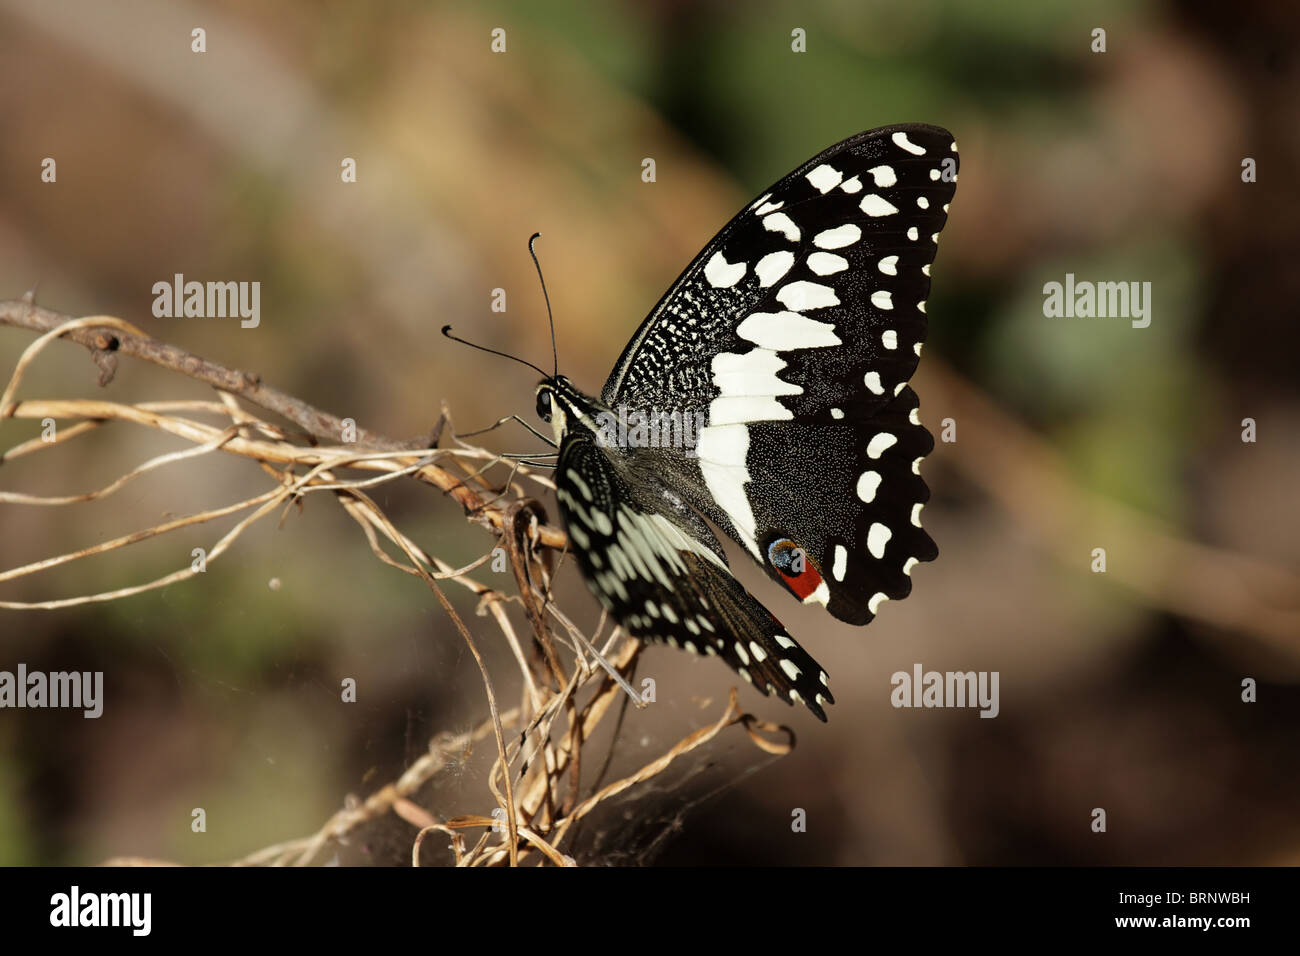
1 298 788 867
0 301 567 549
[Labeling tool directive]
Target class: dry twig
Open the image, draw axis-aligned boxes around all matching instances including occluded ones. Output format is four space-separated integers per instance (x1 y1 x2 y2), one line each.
1 299 787 867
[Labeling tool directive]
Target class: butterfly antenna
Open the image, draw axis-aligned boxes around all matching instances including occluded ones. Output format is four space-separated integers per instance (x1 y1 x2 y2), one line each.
528 232 558 376
440 326 549 378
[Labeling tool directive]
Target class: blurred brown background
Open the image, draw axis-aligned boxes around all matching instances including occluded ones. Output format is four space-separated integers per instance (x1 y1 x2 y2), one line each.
0 0 1297 865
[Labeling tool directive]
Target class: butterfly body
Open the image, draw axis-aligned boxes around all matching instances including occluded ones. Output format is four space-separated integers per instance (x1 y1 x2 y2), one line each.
537 124 958 721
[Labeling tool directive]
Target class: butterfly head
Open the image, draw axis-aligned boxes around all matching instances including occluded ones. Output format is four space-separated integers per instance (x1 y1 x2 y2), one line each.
534 379 563 445
536 375 606 447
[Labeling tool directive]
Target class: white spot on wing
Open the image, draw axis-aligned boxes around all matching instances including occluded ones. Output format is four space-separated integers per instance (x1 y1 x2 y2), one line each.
867 433 897 458
859 194 899 217
696 423 759 558
775 281 839 312
839 176 862 194
571 472 594 501
867 165 897 187
870 290 893 310
892 131 926 155
755 200 784 215
807 252 848 276
867 522 892 559
708 394 791 425
755 250 795 287
711 348 801 401
882 329 898 349
833 545 848 582
704 251 746 288
814 224 861 249
864 371 884 395
857 470 881 502
878 255 899 276
763 212 800 241
805 163 842 193
737 311 841 349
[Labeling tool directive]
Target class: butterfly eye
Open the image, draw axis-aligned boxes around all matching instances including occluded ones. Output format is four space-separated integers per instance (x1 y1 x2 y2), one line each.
536 389 552 422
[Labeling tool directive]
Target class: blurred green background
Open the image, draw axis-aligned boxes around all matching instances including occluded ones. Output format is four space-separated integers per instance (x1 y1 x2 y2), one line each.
0 0 1296 865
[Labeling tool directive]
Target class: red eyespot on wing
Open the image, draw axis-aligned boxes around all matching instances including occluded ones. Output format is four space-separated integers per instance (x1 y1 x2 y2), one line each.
780 561 824 601
767 537 824 601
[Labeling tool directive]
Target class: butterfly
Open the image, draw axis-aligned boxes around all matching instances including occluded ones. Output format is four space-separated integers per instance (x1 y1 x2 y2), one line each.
457 124 957 721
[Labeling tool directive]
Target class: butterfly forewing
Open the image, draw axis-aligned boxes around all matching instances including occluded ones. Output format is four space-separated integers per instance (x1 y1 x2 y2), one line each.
600 124 957 627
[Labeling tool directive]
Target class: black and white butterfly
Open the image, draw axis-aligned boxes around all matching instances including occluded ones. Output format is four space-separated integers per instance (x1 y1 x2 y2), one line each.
465 125 957 721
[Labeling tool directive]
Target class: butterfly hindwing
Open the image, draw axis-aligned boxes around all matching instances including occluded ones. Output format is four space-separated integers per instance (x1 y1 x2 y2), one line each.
600 124 957 624
554 430 835 720
742 383 937 624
